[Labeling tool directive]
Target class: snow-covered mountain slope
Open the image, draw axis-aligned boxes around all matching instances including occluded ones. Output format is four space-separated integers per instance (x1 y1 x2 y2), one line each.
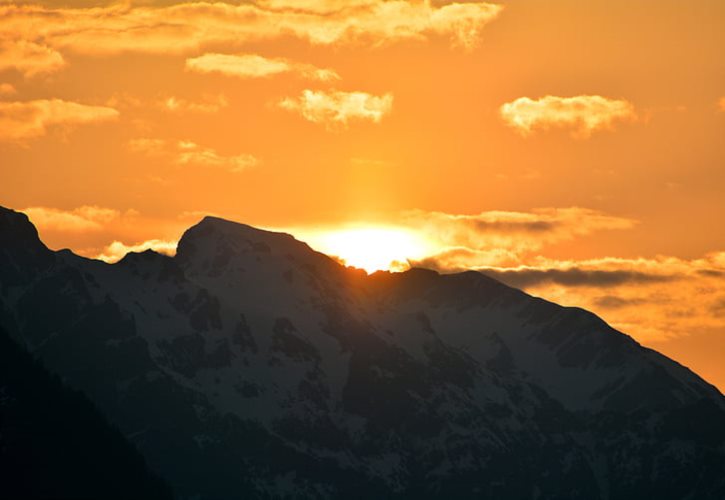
1 206 724 499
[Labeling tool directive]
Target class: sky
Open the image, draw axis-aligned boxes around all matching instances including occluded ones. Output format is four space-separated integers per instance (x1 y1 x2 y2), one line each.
1 0 724 390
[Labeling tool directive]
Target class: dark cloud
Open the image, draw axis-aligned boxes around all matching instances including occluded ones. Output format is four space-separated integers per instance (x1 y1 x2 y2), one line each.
710 296 725 314
697 269 724 278
464 219 557 233
480 268 678 289
403 208 638 258
592 295 649 309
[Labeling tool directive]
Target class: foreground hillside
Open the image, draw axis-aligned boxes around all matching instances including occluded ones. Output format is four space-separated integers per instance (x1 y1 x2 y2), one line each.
0 326 173 499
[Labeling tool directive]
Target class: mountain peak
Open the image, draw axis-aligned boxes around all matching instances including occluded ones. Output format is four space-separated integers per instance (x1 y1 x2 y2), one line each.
0 206 53 284
183 215 298 246
0 206 44 248
175 214 335 273
119 248 167 262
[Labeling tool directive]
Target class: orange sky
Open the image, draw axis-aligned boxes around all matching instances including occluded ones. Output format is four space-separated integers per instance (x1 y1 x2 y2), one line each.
1 0 724 391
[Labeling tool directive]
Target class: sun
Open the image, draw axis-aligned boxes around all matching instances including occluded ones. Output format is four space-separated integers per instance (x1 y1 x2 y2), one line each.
299 226 432 274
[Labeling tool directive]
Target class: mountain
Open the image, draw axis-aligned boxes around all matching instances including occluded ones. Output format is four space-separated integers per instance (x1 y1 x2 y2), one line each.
1 205 724 499
0 325 173 499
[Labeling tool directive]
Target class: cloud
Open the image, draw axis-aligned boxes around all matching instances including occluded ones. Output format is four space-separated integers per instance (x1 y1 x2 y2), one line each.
411 246 521 270
128 138 167 155
711 296 725 314
519 257 725 343
0 83 16 96
500 95 637 137
159 94 228 113
129 138 258 173
186 53 340 81
405 207 636 259
427 1 504 49
279 89 393 128
592 295 649 310
480 266 676 289
22 206 122 232
255 0 376 14
0 1 502 58
0 99 119 142
420 251 724 287
413 250 725 342
107 93 229 114
176 141 259 172
95 239 178 263
0 40 66 78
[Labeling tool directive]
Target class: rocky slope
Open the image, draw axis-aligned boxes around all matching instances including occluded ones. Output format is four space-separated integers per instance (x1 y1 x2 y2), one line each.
1 206 723 499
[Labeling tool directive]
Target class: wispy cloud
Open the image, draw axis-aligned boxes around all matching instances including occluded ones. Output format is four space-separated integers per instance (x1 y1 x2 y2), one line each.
158 94 228 114
106 93 229 114
22 206 124 232
0 99 118 142
127 138 166 155
500 95 637 138
186 53 339 81
279 89 393 129
129 138 258 173
405 207 636 260
176 141 259 172
0 40 65 78
481 263 677 289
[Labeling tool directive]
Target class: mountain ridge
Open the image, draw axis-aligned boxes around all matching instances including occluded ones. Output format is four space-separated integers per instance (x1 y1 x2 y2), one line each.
1 205 723 499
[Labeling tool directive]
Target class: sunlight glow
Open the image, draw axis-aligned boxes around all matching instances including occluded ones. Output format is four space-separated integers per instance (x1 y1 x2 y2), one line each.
300 226 431 273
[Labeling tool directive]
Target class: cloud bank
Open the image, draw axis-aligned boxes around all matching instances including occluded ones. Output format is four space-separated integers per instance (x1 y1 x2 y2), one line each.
0 1 503 60
400 208 724 343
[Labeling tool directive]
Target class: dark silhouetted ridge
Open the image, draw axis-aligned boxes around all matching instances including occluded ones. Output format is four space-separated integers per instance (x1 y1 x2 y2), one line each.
0 326 174 500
